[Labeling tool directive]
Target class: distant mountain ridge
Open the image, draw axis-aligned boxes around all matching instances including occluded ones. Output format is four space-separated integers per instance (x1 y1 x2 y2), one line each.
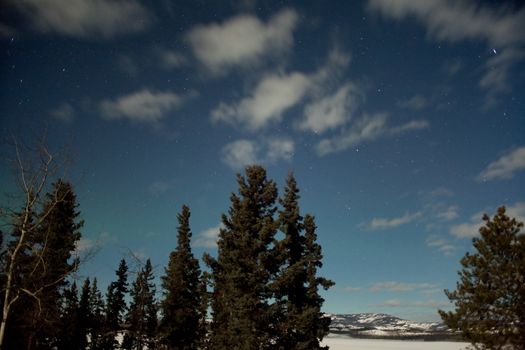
328 313 458 340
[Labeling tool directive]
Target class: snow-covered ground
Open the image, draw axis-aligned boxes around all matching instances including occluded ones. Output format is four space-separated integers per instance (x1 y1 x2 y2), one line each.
322 335 469 350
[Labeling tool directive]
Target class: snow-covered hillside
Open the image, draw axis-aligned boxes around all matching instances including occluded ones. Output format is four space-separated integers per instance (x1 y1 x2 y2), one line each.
328 313 453 339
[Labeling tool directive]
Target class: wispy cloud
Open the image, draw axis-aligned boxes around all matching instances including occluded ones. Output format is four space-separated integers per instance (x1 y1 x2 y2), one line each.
298 83 363 134
212 72 311 131
7 0 151 39
265 138 295 163
186 8 298 73
221 138 295 170
476 147 525 181
50 103 75 123
450 221 482 239
194 223 224 248
212 47 351 132
75 231 116 254
506 202 525 223
100 89 190 124
367 0 525 106
370 281 437 293
450 202 525 238
221 140 259 170
315 114 428 156
426 235 456 256
398 95 427 110
368 0 525 47
365 211 422 231
436 205 459 221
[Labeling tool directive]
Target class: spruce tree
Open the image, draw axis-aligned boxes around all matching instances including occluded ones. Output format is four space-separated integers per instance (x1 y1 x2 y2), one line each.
124 259 157 350
89 278 105 350
205 165 279 350
159 205 204 350
57 282 81 350
274 174 334 350
439 206 525 349
301 214 334 350
35 180 83 347
273 173 305 349
78 278 92 350
101 259 129 350
2 180 83 349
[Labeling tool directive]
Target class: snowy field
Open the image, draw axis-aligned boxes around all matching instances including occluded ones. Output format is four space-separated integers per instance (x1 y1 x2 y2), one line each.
322 335 469 350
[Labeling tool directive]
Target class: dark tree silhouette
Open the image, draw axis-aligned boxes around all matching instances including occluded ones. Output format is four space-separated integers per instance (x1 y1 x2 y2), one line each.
439 206 525 350
159 205 204 350
274 174 334 350
124 259 157 350
100 259 129 350
205 165 279 350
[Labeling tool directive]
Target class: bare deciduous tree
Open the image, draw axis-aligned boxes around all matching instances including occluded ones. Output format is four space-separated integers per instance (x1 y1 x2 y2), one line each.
0 136 81 349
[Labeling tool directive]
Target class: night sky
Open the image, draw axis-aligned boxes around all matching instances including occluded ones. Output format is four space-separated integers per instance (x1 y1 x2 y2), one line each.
1 0 525 322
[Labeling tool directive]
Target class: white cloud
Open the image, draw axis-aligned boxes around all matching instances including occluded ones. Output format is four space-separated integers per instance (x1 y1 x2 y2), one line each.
367 0 525 105
476 147 525 181
370 281 437 293
436 205 459 221
426 235 456 256
450 202 525 239
506 202 525 223
450 221 482 239
195 223 224 248
315 114 429 156
426 187 454 199
75 237 95 253
50 103 75 123
212 72 311 131
389 120 430 135
398 95 427 110
309 47 352 88
298 83 363 134
221 137 295 170
8 0 150 39
366 211 422 230
221 140 259 169
100 89 187 124
367 0 525 47
450 210 486 238
266 138 295 163
211 47 352 132
186 8 298 72
316 113 387 155
75 231 115 254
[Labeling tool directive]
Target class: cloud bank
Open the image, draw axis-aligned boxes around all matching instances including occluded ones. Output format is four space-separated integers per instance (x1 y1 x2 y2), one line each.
8 0 151 38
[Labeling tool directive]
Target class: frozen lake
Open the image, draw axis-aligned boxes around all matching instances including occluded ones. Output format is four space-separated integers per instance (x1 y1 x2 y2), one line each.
322 335 469 350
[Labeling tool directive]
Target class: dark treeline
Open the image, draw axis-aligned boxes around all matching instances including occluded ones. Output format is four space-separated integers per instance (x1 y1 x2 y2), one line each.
1 165 333 350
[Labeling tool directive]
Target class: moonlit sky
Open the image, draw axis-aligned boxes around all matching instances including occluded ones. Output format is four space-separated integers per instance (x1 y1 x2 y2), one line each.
1 0 524 322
